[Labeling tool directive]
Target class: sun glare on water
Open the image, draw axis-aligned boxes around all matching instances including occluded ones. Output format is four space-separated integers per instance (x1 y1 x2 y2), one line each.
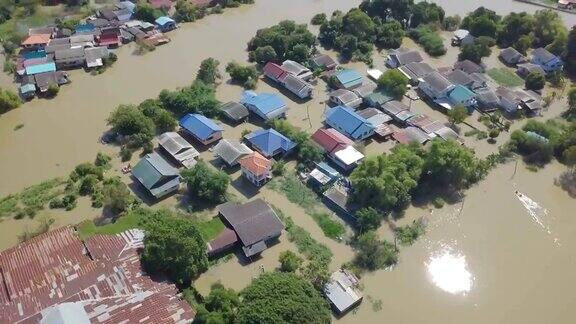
426 248 473 295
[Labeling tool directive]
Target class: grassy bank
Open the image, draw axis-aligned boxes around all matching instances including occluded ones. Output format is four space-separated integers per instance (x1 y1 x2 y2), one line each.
487 68 524 87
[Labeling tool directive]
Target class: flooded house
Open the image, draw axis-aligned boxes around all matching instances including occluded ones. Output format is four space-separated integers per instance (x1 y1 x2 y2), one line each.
312 128 364 171
451 29 475 46
211 199 284 258
324 106 375 141
263 62 289 83
446 85 477 111
241 91 288 120
475 87 501 112
495 87 541 115
213 139 254 167
324 269 363 315
308 162 341 190
24 62 56 76
517 63 546 78
281 60 313 81
158 132 199 168
329 89 362 109
531 47 563 74
357 107 392 128
363 91 393 108
238 152 272 187
179 113 223 145
54 48 86 69
19 83 36 99
418 71 456 103
155 16 177 32
33 71 69 93
332 69 364 90
310 53 338 71
283 74 314 99
386 47 423 68
381 100 413 124
244 128 296 158
220 101 250 123
352 79 378 101
132 152 180 199
98 26 122 47
21 34 52 49
398 61 435 85
499 47 527 66
84 46 110 68
453 59 484 74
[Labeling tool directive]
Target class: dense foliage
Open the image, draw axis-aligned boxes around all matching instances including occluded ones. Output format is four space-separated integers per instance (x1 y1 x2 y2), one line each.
181 161 230 204
279 250 303 272
0 87 21 114
377 69 409 100
196 58 221 85
353 230 398 270
247 20 316 63
139 210 208 286
458 37 492 63
159 81 221 117
237 272 331 324
268 119 323 165
409 25 446 56
194 283 240 324
225 62 259 89
525 71 545 91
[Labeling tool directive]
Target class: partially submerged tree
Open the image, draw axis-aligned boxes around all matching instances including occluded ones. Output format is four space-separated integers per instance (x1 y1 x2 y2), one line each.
181 161 230 204
196 58 221 85
377 69 408 100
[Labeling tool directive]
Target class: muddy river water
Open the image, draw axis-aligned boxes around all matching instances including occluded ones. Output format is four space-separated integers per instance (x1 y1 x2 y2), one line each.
1 0 576 323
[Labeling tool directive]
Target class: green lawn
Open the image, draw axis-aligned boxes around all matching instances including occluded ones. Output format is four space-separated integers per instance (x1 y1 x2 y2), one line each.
77 212 225 242
77 212 141 239
309 212 345 240
197 217 225 241
487 68 524 87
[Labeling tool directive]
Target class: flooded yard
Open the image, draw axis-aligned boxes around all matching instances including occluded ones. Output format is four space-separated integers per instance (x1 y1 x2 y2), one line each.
0 0 576 323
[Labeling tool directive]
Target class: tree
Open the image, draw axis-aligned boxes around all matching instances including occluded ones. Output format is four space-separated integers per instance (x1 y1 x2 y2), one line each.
298 141 323 165
377 69 408 100
514 34 533 55
0 88 21 114
443 15 461 31
356 207 383 233
225 62 259 89
461 7 500 38
278 250 302 272
350 144 424 211
353 231 398 270
247 20 316 63
375 20 405 49
174 0 198 22
108 104 155 137
342 8 375 40
237 272 331 324
458 40 491 64
447 105 468 126
302 260 330 290
525 71 545 90
567 87 576 116
533 9 567 48
565 26 576 75
249 45 277 64
563 146 576 171
421 139 487 190
139 210 208 286
181 161 230 204
409 1 444 28
311 13 327 25
45 83 60 98
409 25 446 56
195 283 240 324
359 0 414 23
133 4 159 23
196 58 221 85
158 81 221 117
102 177 133 214
497 12 535 48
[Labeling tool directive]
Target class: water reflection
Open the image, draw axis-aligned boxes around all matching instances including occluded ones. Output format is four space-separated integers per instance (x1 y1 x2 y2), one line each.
426 246 474 295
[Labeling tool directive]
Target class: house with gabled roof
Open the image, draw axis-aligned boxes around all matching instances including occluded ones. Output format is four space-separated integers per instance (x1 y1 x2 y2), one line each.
398 62 435 84
448 85 477 110
281 60 313 81
179 113 223 145
531 47 563 73
244 128 296 158
329 89 362 108
283 74 314 99
324 269 363 315
158 132 199 168
238 152 272 187
312 128 364 170
419 71 455 101
454 59 484 74
386 48 423 68
220 101 249 123
216 199 284 257
324 106 375 141
132 152 180 199
241 91 288 120
310 53 338 71
213 139 253 166
333 69 363 90
263 62 289 83
500 47 527 66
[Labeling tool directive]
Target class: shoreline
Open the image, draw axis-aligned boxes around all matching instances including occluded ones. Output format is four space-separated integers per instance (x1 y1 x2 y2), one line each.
513 0 576 15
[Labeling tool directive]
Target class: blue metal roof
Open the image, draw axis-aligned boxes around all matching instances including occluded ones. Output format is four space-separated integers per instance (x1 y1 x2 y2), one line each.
179 114 223 141
316 162 340 178
20 83 36 94
449 85 475 103
155 16 175 26
325 106 375 140
335 69 363 88
22 50 46 60
75 23 95 33
245 128 296 157
241 91 286 116
25 62 56 75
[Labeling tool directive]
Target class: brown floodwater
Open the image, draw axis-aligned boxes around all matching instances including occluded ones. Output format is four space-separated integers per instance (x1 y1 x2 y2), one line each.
1 0 576 323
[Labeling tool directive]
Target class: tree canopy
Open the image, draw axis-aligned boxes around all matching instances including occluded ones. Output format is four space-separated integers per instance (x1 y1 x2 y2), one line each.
225 62 259 89
0 88 21 114
196 58 221 85
377 69 409 100
279 250 303 272
248 20 316 63
447 105 468 125
195 283 240 324
237 272 331 324
525 71 545 90
181 161 230 204
159 81 220 117
353 230 398 270
139 209 209 286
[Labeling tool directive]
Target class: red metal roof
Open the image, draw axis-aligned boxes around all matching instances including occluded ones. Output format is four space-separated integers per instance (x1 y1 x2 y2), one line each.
263 62 288 83
312 128 354 155
0 226 195 323
239 152 271 176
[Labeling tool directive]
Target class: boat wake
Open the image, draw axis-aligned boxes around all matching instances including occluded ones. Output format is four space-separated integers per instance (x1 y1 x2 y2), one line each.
515 190 561 246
